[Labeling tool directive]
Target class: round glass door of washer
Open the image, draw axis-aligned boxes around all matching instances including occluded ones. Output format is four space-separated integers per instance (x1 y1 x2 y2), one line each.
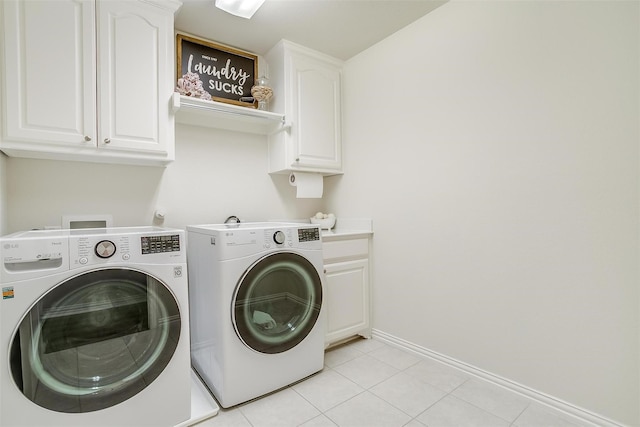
8 268 181 413
233 252 323 354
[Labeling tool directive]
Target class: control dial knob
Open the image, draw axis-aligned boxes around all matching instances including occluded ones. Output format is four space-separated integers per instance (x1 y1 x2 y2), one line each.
95 240 116 259
273 231 285 245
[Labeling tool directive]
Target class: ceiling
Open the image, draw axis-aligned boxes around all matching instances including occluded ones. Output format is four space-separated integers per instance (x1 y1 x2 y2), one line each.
174 0 447 61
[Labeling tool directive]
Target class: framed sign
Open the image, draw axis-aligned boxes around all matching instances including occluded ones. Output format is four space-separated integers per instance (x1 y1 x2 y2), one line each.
176 33 257 107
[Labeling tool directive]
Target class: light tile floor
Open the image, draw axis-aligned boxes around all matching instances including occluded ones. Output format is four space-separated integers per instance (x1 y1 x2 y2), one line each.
194 337 591 427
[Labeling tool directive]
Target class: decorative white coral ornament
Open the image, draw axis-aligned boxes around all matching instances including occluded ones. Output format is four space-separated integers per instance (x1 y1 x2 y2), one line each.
175 72 212 101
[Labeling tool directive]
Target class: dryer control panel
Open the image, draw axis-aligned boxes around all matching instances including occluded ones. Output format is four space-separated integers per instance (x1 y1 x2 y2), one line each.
263 226 320 248
298 227 320 242
187 223 323 260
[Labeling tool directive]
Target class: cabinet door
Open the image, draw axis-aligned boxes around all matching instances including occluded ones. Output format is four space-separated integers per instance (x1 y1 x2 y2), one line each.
324 258 370 345
290 53 342 171
97 0 171 155
2 0 96 146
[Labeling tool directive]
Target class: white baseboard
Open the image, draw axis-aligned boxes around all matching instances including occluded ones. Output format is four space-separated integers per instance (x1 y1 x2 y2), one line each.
371 329 626 427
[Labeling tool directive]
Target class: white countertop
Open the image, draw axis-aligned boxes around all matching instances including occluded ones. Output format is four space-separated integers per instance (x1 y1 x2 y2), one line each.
321 218 373 241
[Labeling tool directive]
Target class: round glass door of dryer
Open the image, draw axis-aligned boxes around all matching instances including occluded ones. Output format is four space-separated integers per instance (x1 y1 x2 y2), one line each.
8 268 181 413
233 252 323 354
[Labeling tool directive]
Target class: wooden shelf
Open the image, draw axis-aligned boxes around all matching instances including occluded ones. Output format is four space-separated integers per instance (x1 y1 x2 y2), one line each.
172 93 286 135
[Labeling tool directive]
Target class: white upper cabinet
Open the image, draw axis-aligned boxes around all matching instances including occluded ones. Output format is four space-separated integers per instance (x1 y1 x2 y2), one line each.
1 0 96 148
266 40 343 175
0 0 180 166
97 1 175 157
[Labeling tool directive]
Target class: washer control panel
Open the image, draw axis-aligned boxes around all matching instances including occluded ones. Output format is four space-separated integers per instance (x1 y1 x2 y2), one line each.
95 240 116 258
72 234 132 266
69 229 184 268
272 230 286 245
141 234 181 254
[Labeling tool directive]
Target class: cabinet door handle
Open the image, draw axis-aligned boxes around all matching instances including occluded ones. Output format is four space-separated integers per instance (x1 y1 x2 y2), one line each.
104 138 111 144
84 136 92 142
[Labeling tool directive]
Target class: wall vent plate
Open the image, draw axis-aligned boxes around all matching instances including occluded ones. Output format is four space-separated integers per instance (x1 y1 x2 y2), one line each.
62 214 113 229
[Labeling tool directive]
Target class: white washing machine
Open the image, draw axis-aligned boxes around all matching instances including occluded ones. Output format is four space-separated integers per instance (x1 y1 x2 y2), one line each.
0 227 191 426
187 222 325 408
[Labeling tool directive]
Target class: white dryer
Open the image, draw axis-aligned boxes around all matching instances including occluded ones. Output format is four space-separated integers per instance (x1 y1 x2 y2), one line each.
187 222 325 408
0 227 191 426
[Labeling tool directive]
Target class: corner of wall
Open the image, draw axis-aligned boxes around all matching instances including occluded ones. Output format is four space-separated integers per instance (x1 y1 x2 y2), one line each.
0 151 7 235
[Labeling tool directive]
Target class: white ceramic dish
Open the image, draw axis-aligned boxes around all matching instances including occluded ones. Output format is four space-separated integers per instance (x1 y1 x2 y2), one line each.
310 216 336 230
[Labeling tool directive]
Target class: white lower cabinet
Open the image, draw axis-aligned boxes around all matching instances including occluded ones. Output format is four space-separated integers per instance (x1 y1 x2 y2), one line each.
323 237 371 347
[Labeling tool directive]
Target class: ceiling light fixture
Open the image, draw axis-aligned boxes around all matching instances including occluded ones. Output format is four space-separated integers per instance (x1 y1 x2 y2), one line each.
215 0 266 19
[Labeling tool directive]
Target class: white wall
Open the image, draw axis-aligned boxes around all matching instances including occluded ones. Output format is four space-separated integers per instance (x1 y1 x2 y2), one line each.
325 0 639 424
0 152 6 234
5 124 323 233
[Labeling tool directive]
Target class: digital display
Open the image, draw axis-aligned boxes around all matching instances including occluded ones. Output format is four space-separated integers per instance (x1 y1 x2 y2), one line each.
141 234 181 254
298 228 320 242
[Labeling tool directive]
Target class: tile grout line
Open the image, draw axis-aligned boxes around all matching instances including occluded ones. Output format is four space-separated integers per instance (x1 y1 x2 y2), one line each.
289 364 371 426
509 401 533 427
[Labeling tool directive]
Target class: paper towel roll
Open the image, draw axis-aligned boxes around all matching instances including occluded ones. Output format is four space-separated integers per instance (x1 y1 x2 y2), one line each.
289 172 323 198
